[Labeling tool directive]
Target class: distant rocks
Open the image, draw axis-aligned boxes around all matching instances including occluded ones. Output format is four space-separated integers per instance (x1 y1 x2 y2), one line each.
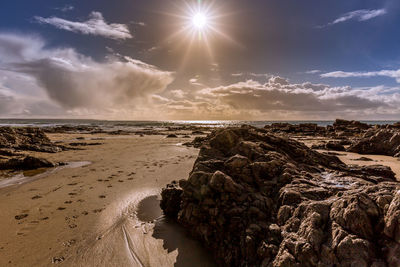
161 126 400 266
183 136 208 148
349 129 400 157
0 127 64 153
0 127 63 172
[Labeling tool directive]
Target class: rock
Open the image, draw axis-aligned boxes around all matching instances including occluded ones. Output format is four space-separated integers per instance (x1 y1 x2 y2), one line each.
353 157 374 161
348 129 400 157
325 141 345 151
0 156 54 170
160 126 400 266
160 182 183 218
0 127 64 153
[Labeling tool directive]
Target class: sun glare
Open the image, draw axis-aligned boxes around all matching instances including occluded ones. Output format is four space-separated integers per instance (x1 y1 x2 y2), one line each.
192 12 208 29
161 0 238 68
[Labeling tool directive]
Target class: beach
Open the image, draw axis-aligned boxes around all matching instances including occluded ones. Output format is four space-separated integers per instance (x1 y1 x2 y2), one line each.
0 132 216 266
0 120 399 266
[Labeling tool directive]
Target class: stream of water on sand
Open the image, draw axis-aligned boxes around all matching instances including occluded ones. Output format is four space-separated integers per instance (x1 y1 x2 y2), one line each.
0 161 91 189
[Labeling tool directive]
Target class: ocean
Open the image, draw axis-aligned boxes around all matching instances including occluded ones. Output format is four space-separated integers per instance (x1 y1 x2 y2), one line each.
0 119 397 132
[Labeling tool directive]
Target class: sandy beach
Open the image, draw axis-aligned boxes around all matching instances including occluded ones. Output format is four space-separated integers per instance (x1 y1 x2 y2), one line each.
0 133 215 266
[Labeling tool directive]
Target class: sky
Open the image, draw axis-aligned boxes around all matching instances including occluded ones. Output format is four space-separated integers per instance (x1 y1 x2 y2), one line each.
0 0 400 120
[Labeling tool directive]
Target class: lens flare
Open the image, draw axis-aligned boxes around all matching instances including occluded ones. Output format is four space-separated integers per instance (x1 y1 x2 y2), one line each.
192 13 207 29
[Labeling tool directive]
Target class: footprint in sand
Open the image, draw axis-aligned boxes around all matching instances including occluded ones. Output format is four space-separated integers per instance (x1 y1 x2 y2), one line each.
16 220 40 236
57 207 66 211
31 195 42 200
93 208 104 213
62 239 76 247
52 256 65 264
15 214 29 220
64 201 73 204
118 180 124 183
67 182 78 186
107 185 112 188
81 211 89 215
98 195 106 199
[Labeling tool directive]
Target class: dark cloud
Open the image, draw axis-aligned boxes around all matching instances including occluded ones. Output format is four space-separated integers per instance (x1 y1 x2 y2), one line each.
0 33 174 111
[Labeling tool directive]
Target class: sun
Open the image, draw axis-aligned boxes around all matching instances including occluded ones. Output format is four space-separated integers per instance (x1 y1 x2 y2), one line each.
161 0 238 67
192 12 208 29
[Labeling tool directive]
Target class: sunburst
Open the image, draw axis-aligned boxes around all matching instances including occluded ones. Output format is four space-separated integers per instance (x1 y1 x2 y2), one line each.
160 0 238 68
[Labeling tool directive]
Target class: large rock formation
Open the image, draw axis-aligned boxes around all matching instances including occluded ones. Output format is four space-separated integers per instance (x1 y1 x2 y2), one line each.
0 127 64 171
348 129 400 157
0 127 63 153
161 126 400 267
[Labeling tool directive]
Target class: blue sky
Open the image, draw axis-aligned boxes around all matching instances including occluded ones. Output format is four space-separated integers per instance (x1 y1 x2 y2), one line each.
0 0 399 120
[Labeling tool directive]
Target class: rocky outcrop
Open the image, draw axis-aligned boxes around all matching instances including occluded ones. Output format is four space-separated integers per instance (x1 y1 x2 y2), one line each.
0 127 64 171
161 126 400 267
264 123 326 136
0 156 54 170
348 129 400 157
0 127 63 153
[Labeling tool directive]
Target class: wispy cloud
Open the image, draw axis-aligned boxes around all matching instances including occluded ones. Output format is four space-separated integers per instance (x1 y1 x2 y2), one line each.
320 8 386 27
34 12 132 40
306 70 321 74
55 5 74 12
231 72 271 79
321 69 400 83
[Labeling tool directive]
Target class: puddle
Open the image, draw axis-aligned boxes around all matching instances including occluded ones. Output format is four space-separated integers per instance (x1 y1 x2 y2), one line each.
136 195 217 267
136 195 163 222
0 161 91 189
320 172 353 189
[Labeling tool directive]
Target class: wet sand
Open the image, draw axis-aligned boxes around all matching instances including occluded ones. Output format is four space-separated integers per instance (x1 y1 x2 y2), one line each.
0 133 214 266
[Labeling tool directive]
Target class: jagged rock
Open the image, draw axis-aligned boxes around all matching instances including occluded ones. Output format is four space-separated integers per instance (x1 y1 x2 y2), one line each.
161 126 400 266
348 129 400 157
160 181 183 218
0 127 64 153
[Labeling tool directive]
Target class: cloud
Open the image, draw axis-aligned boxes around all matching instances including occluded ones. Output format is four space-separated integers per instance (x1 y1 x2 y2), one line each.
321 69 400 83
55 5 74 12
0 33 174 115
182 77 399 119
320 8 386 27
0 33 399 120
305 70 321 74
34 12 132 40
231 72 271 79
